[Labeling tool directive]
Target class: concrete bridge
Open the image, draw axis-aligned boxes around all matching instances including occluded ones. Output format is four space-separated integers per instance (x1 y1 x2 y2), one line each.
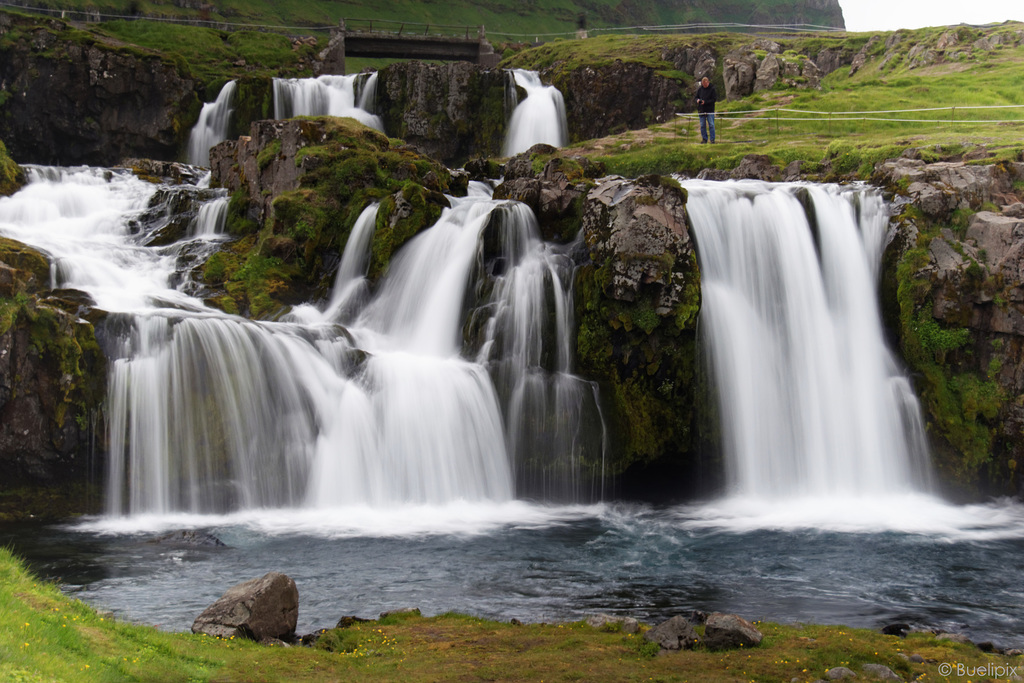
319 20 502 74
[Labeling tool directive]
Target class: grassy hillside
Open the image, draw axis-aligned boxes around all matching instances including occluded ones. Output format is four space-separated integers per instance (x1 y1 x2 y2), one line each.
21 0 843 39
1 546 1013 683
505 24 1024 178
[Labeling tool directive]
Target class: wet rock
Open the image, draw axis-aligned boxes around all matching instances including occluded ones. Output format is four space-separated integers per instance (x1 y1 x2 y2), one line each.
643 615 700 650
880 622 910 637
936 632 973 645
875 158 1024 220
121 159 205 186
585 613 639 634
192 572 299 641
375 61 510 165
300 628 329 646
335 615 371 629
697 168 731 181
582 175 692 308
380 607 421 619
149 530 226 547
731 154 782 181
703 612 763 650
862 663 901 680
826 666 857 679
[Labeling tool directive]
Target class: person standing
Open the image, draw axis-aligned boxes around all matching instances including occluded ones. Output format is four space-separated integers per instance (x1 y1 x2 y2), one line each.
695 76 717 144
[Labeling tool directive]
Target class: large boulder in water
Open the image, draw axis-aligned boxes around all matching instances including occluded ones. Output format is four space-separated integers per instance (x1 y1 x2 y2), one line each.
192 572 299 641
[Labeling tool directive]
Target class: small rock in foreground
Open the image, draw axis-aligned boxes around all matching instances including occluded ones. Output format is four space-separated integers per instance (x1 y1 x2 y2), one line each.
862 663 901 680
585 613 639 634
644 615 700 650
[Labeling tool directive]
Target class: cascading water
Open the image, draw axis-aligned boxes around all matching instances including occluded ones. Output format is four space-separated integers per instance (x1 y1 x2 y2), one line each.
684 180 932 499
186 81 237 167
503 69 569 156
190 195 229 239
0 165 601 515
273 74 384 132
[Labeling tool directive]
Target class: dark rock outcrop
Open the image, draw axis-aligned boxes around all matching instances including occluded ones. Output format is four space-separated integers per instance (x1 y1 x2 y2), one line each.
376 61 510 166
575 175 707 495
702 612 763 650
0 13 199 166
880 158 1024 498
493 145 605 242
559 62 682 141
192 572 299 641
0 237 106 489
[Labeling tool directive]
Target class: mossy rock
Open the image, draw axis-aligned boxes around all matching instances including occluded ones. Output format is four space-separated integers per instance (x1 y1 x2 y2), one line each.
0 139 25 196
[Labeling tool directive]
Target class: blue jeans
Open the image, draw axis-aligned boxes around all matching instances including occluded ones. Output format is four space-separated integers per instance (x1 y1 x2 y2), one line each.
700 113 715 142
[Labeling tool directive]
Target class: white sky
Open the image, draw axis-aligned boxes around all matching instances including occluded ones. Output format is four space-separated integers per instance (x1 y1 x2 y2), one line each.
841 0 1023 32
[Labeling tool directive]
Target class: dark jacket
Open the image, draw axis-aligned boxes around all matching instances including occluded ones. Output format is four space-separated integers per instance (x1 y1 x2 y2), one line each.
695 82 717 114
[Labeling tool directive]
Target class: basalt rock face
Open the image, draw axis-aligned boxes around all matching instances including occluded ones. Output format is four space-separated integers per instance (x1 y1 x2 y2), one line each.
880 157 1024 498
0 12 200 166
575 175 707 496
376 61 510 166
493 144 605 243
557 62 683 141
0 237 107 489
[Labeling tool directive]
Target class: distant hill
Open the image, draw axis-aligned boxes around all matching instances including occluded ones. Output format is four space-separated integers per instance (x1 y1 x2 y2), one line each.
22 0 845 38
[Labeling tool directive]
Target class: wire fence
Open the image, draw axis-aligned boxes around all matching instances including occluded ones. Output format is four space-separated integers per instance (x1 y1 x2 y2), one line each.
672 104 1024 139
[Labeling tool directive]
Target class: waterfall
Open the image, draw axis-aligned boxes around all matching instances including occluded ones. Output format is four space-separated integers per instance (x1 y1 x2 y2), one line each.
190 195 228 239
186 81 237 167
503 70 569 157
0 166 601 515
684 180 932 498
273 74 384 132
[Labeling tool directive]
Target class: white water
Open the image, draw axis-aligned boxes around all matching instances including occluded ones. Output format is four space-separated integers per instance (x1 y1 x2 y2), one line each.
0 166 600 515
273 74 384 132
684 180 932 500
186 81 237 167
503 69 568 156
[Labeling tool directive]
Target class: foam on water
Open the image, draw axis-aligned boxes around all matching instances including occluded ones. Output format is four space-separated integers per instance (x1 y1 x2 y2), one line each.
70 501 606 538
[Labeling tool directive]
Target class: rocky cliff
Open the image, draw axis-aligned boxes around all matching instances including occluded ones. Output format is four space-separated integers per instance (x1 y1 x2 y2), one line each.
0 11 200 166
376 61 510 166
878 154 1024 498
0 237 107 492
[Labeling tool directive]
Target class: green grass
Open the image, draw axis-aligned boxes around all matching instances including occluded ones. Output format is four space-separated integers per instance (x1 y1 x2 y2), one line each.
93 20 319 92
545 26 1024 178
2 547 1016 682
10 0 843 41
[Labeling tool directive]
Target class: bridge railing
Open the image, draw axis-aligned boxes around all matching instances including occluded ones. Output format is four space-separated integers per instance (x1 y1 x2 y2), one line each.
342 17 483 40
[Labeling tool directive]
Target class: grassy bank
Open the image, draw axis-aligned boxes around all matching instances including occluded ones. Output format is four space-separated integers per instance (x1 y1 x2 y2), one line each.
1 547 1017 682
519 25 1024 177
